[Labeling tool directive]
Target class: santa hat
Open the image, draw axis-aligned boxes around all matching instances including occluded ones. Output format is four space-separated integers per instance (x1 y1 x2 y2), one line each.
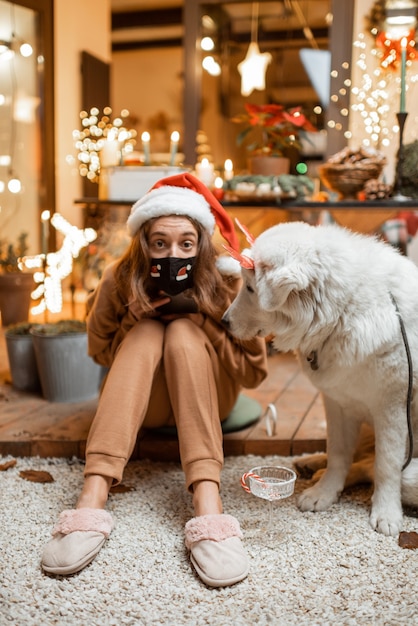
127 172 240 251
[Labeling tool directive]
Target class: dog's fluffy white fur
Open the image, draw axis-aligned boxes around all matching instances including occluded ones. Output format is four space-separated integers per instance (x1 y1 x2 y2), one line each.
223 221 418 536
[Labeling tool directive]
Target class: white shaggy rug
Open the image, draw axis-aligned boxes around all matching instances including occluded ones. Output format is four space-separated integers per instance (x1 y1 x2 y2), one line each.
1 454 418 626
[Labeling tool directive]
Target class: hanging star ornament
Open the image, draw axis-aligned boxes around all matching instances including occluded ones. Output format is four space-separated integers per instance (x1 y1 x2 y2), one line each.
238 42 272 97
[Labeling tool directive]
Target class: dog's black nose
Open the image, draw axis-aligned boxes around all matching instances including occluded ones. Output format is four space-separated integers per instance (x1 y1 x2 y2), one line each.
221 314 230 330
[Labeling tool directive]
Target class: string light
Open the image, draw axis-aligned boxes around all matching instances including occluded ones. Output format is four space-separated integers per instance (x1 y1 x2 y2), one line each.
0 10 35 198
72 107 137 183
200 36 215 51
327 30 402 150
7 176 21 193
202 55 221 76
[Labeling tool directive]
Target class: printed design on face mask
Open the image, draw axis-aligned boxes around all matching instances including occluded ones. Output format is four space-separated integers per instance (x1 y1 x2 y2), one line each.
150 256 196 296
150 263 162 277
176 264 192 282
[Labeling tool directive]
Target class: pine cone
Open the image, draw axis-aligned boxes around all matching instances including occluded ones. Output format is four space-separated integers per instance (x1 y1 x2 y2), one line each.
363 178 391 200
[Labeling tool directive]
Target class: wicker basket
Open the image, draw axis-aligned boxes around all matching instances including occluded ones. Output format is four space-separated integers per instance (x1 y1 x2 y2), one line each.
319 162 384 200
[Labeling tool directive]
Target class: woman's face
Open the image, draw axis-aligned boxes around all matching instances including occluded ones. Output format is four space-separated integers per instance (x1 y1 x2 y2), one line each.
147 216 199 259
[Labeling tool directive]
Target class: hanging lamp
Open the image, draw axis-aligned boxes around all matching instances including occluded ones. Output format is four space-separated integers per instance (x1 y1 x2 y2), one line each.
238 2 272 97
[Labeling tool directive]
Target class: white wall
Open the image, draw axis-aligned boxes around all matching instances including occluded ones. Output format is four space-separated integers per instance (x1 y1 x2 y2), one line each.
111 47 184 159
54 0 111 228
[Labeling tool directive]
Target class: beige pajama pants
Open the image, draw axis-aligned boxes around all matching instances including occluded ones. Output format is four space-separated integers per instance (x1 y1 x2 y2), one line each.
84 318 240 491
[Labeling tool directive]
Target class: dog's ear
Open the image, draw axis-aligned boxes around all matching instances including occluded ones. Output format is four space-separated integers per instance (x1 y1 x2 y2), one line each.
256 261 310 311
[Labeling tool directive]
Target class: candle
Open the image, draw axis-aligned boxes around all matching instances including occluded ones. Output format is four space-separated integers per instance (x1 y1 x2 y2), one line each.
400 37 407 113
41 209 50 261
141 131 151 166
169 131 180 166
224 158 234 181
100 132 121 167
195 157 215 188
212 176 224 200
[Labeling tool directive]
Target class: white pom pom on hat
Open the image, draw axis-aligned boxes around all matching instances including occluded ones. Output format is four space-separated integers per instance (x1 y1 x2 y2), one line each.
127 172 240 251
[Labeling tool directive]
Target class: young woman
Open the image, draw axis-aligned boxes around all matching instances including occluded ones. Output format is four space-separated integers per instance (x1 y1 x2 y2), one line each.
41 173 268 587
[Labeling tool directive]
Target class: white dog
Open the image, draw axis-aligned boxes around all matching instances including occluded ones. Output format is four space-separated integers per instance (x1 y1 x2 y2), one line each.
222 221 418 536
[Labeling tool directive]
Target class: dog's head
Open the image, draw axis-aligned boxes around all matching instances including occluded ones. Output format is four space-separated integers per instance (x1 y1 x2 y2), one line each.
222 222 333 350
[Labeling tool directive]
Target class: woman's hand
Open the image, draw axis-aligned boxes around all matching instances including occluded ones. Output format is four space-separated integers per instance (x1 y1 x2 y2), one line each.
151 295 172 310
129 295 172 320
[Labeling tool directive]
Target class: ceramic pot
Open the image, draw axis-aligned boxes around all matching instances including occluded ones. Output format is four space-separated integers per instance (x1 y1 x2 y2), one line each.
248 156 290 176
0 272 34 326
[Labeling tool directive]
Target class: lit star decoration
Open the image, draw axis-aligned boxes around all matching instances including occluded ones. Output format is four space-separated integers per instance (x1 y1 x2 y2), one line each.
23 215 97 315
238 42 272 97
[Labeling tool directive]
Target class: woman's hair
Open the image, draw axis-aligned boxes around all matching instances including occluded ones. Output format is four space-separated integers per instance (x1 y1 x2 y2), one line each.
114 216 233 317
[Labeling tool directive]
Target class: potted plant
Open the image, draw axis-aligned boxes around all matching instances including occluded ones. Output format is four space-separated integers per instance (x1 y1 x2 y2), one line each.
232 103 317 175
0 232 34 326
30 319 104 403
4 322 42 393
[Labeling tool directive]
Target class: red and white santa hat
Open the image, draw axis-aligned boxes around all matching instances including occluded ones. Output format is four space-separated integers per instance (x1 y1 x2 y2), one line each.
127 172 240 251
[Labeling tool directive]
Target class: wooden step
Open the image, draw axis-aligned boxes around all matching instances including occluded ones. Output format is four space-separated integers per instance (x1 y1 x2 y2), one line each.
0 322 327 460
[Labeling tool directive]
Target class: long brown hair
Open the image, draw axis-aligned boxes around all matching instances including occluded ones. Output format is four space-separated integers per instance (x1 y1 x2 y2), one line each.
114 216 233 317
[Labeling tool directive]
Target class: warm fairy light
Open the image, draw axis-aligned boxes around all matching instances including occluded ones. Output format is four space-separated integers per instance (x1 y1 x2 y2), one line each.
201 36 215 51
8 177 21 193
202 55 221 76
19 43 33 57
72 107 136 183
327 30 399 150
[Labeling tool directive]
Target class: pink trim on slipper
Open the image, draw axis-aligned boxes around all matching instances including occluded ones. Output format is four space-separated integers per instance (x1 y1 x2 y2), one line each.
52 508 114 538
184 514 243 549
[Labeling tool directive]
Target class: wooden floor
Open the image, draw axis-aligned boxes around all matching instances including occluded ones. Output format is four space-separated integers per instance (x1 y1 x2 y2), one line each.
0 312 327 462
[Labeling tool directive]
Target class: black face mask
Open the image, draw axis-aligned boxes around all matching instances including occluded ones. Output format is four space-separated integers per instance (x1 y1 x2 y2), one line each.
150 256 196 296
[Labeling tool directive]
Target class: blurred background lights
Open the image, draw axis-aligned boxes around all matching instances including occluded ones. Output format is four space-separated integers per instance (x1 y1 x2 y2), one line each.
19 43 33 57
8 177 21 193
202 55 221 76
201 36 215 51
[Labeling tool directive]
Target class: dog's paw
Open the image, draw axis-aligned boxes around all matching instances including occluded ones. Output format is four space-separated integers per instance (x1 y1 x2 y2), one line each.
297 485 339 512
369 507 403 537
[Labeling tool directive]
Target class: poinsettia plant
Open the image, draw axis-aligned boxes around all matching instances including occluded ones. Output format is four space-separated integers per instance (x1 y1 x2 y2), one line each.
232 103 317 157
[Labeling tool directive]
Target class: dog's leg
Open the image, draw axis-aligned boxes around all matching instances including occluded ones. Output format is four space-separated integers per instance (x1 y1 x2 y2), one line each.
298 396 359 512
369 410 405 536
401 459 418 508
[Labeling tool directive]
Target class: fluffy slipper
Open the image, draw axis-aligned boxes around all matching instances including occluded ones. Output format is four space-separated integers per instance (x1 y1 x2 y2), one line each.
185 514 249 587
41 508 114 576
